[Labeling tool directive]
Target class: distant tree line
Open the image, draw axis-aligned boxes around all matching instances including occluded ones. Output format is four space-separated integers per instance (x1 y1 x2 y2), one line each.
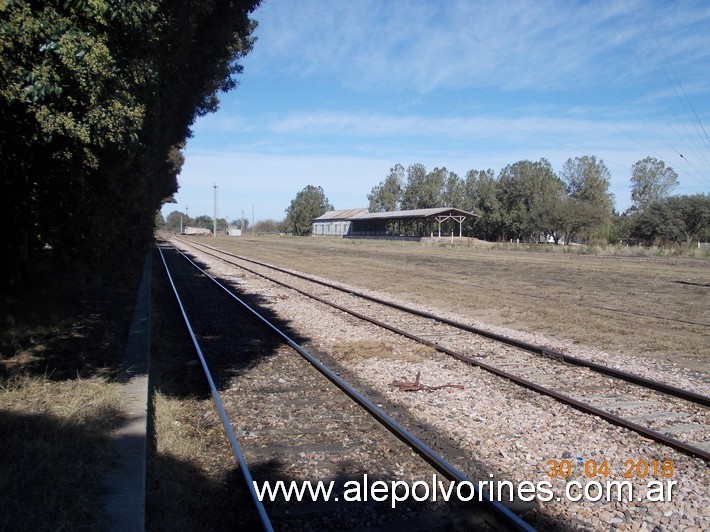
367 157 710 246
251 156 707 244
158 211 229 234
163 154 707 245
1 0 260 286
160 210 282 236
160 211 268 234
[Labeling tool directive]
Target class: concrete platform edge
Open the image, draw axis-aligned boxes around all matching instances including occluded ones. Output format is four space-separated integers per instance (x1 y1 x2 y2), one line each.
102 252 152 531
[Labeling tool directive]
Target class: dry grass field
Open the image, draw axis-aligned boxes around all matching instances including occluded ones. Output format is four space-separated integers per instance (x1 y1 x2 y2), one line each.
197 235 709 376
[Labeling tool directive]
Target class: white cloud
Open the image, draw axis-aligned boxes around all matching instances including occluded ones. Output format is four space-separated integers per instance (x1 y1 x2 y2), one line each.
169 0 710 223
248 0 710 94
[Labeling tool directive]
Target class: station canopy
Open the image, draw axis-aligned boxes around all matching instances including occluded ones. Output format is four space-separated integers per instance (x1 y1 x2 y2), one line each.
314 207 477 238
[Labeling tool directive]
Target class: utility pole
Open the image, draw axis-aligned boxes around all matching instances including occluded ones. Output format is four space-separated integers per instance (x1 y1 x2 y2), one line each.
213 183 218 236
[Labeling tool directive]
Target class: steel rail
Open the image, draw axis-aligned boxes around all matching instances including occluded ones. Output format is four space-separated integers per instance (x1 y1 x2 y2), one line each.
168 242 536 532
176 238 710 462
180 238 710 409
158 246 274 532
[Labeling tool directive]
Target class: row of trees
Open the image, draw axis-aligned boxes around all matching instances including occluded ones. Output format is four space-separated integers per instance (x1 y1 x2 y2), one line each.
169 155 706 244
159 210 288 235
1 0 260 286
159 211 253 234
167 184 334 237
368 157 617 242
366 156 708 245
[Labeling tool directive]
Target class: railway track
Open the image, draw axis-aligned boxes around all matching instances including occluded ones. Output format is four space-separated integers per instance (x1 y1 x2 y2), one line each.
172 237 710 462
158 242 537 530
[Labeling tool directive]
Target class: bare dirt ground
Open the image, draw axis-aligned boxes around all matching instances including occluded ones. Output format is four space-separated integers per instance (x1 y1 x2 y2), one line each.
195 235 709 377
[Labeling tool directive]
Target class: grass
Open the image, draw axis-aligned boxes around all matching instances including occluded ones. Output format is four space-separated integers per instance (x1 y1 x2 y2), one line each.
147 393 217 531
200 234 710 374
145 254 255 531
0 253 142 530
0 375 125 530
489 241 710 258
0 248 243 531
333 339 436 363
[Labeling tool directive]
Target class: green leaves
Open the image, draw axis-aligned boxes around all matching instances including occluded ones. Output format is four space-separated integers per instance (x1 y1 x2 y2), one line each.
0 0 261 286
285 185 333 236
630 157 679 212
630 194 710 246
368 164 404 212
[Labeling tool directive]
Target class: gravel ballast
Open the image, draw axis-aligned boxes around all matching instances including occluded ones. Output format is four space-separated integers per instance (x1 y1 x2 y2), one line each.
173 238 709 531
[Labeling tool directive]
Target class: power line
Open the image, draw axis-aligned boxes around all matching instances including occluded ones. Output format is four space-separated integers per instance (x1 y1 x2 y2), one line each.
621 0 710 184
462 3 710 191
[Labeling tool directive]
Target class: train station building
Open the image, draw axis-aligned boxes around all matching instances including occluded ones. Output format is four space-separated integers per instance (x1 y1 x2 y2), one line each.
312 207 478 239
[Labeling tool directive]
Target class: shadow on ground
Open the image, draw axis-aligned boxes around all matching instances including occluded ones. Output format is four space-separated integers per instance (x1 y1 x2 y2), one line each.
150 243 578 531
0 252 149 529
0 408 123 529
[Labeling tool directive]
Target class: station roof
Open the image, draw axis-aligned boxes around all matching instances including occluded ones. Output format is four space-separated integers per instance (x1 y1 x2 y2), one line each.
357 207 477 220
315 208 369 221
314 207 477 221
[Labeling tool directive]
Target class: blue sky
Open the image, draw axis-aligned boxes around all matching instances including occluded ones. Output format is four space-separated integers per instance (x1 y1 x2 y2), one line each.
163 0 710 223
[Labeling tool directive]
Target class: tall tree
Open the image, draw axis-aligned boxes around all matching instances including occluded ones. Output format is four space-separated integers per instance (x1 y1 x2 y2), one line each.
560 156 615 240
669 194 710 244
165 210 189 233
629 194 710 246
463 169 503 240
230 217 250 229
554 199 607 244
441 170 464 208
367 163 404 212
629 201 684 246
193 215 214 230
401 163 429 209
497 158 565 240
0 0 260 285
630 157 679 212
665 194 710 244
401 164 449 209
562 156 615 212
284 185 333 236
